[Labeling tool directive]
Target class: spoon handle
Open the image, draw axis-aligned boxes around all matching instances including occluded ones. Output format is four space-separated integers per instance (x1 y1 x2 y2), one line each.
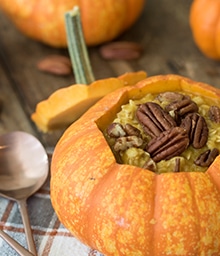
18 199 37 256
0 229 34 256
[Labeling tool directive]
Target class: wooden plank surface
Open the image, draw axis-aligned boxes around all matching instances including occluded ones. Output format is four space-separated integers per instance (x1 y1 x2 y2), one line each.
1 0 220 149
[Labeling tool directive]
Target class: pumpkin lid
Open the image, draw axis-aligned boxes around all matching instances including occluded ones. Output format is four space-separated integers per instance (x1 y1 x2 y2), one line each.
31 71 147 132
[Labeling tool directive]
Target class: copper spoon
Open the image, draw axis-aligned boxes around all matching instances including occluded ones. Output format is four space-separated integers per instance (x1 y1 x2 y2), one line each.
0 230 34 256
0 131 49 255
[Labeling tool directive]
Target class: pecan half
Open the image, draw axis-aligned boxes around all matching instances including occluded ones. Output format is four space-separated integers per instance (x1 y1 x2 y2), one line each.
107 123 142 138
37 55 72 76
114 136 143 152
99 41 143 60
180 113 208 149
136 102 176 137
174 158 181 172
165 97 198 123
107 123 126 138
209 105 220 123
124 123 141 137
142 158 157 172
194 148 219 167
156 92 190 103
145 127 189 162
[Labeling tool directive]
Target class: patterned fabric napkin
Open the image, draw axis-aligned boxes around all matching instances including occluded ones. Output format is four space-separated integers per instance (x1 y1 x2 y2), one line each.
0 177 104 256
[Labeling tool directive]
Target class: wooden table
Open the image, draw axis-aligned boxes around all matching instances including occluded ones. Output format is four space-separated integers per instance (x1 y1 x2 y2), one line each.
1 0 220 149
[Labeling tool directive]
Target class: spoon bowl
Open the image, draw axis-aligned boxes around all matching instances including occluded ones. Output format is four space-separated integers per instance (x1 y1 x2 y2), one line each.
0 131 49 255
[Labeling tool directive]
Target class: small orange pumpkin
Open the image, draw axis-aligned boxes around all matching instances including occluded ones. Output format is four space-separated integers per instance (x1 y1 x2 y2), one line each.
0 0 145 47
190 0 220 60
51 74 220 255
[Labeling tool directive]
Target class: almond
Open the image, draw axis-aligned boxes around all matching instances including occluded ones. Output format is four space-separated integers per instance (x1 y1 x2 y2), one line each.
37 55 72 76
99 41 143 60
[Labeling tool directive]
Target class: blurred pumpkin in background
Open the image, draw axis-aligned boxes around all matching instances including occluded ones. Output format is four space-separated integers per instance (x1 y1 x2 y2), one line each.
0 0 145 47
190 0 220 60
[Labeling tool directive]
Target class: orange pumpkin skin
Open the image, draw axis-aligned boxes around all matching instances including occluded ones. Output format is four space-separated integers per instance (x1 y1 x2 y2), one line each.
190 0 220 60
51 75 220 255
0 0 145 47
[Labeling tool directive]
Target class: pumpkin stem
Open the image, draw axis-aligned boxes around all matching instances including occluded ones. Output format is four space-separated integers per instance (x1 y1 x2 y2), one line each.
65 6 95 84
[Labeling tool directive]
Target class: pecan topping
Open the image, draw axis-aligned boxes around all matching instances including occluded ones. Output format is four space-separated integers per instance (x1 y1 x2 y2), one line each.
142 158 157 172
136 102 176 137
173 158 181 172
209 105 220 123
124 123 141 137
156 92 190 103
145 127 189 162
105 90 220 174
180 113 208 149
165 97 198 122
194 148 219 167
107 122 142 138
107 123 126 138
114 136 143 152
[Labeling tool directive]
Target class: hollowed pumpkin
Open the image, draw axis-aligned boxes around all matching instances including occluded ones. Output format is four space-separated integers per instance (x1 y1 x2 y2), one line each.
51 74 220 255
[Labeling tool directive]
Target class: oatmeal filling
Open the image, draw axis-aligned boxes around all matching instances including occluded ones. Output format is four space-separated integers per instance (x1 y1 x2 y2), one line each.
105 91 220 173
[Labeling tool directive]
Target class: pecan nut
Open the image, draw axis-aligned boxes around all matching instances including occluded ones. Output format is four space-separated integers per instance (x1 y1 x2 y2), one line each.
142 158 157 172
209 105 220 123
180 113 208 149
123 123 141 137
114 136 143 152
37 55 72 76
173 158 181 172
156 92 190 103
99 41 143 60
145 127 189 162
165 97 198 123
136 102 176 137
107 123 141 138
194 148 219 167
107 123 126 138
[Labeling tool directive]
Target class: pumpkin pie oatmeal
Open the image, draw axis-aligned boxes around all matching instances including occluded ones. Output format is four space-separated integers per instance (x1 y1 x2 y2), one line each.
105 91 220 173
